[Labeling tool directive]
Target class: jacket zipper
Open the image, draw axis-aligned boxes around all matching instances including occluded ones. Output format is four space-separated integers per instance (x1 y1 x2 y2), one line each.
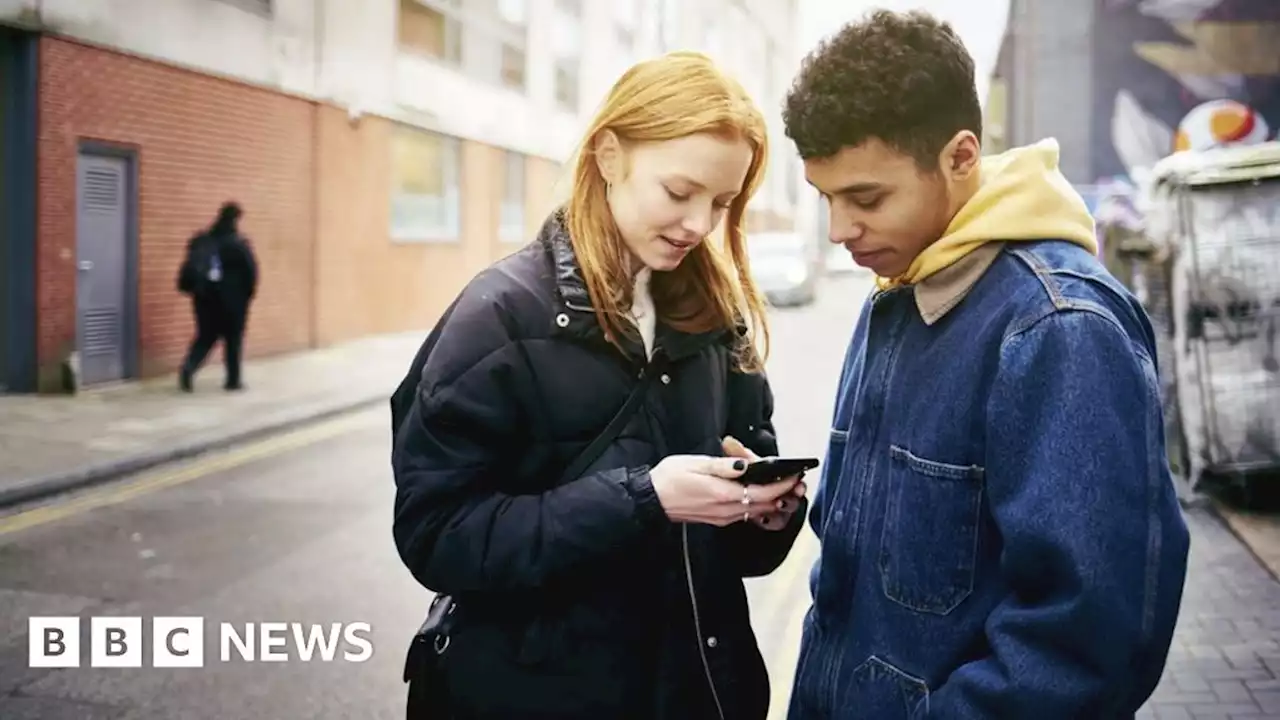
682 524 727 720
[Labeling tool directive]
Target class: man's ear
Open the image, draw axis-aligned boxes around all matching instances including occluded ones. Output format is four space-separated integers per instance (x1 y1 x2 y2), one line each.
594 129 623 185
940 130 981 181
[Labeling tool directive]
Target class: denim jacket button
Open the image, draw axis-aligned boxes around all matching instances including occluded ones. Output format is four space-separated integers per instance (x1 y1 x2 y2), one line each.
660 373 671 385
555 313 570 328
705 636 718 648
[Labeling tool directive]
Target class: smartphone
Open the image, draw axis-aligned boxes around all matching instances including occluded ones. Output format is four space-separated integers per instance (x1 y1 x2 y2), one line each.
738 457 819 485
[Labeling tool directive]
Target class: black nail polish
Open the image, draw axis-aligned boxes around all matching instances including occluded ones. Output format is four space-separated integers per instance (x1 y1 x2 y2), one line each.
733 459 746 471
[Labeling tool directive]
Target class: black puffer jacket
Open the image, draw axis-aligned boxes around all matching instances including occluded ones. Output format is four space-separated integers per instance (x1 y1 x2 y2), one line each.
391 211 807 720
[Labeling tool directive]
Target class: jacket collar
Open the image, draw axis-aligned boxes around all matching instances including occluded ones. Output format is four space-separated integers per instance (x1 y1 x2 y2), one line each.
912 242 1005 325
536 209 739 363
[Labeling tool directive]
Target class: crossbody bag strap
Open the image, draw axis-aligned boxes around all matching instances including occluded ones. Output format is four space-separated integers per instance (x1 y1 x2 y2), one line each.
558 356 667 483
404 355 667 675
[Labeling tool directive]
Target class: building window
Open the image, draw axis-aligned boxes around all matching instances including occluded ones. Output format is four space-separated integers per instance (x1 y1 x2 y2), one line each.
500 43 526 90
390 125 462 242
493 0 529 90
552 0 582 111
501 151 526 243
398 0 529 91
398 0 463 65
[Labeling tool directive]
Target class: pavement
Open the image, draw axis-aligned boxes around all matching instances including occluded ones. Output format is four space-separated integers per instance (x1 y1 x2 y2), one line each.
0 274 1277 718
0 331 427 508
1217 503 1280 583
1144 509 1280 719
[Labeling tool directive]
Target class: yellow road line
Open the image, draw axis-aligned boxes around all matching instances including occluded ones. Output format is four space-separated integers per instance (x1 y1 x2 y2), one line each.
0 413 369 537
766 530 819 720
4 406 822 719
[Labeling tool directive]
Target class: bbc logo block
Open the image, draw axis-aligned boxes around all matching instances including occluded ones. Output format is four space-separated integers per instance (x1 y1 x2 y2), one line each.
29 616 372 667
29 616 205 668
91 616 143 667
28 617 80 668
153 617 204 667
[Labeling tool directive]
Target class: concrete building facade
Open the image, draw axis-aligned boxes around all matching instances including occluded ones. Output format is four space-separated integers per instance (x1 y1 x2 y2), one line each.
992 0 1280 187
0 0 807 393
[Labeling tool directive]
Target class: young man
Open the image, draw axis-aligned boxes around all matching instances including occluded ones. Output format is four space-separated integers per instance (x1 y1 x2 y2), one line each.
781 10 1190 719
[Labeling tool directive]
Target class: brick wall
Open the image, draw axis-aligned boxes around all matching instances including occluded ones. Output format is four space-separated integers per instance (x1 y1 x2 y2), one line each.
312 108 510 346
37 37 316 387
35 36 584 390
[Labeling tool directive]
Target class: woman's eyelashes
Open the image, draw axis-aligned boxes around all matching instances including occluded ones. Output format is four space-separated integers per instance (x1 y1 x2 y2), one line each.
664 186 732 210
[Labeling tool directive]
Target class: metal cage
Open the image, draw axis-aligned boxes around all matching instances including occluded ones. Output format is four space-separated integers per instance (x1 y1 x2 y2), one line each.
1158 154 1280 490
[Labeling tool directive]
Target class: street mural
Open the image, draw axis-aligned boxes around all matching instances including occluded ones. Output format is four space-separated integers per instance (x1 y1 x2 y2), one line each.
1088 0 1280 488
1092 0 1280 184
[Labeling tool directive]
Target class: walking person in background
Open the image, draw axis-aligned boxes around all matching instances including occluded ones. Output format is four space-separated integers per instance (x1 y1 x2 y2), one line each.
780 10 1190 719
390 51 807 719
177 201 258 392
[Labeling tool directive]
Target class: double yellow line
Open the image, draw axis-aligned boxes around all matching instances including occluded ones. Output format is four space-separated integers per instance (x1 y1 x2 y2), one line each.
0 412 370 537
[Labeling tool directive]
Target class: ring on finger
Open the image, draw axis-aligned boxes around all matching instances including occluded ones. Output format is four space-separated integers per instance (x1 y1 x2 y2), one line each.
741 486 752 523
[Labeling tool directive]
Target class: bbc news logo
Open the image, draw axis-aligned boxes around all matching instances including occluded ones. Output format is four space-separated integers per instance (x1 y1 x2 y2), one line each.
29 617 373 668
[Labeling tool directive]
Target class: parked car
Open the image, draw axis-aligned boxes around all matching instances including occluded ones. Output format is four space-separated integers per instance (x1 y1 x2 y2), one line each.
747 231 821 307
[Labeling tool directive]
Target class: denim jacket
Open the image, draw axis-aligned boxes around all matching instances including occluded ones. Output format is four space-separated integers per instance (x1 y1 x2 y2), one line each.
788 240 1191 719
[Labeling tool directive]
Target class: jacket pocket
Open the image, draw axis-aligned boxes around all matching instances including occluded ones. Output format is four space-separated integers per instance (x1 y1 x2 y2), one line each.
840 655 929 720
878 444 984 615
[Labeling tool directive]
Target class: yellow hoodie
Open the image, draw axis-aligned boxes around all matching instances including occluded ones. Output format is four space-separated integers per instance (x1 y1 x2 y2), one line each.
878 139 1099 289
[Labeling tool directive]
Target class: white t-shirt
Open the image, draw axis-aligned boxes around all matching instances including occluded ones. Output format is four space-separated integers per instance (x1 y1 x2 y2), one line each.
629 268 656 359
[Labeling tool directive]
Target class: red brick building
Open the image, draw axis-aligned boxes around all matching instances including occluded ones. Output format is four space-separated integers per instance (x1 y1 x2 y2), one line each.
0 30 561 393
0 0 806 394
37 37 318 383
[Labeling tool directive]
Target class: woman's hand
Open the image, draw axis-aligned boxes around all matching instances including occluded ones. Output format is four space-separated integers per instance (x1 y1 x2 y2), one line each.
649 453 798 527
721 436 808 531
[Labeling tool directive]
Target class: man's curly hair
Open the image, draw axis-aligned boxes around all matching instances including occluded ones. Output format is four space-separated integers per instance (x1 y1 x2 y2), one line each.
783 9 982 169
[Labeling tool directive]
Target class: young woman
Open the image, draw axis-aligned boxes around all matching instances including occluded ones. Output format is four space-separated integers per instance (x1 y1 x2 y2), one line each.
391 51 807 720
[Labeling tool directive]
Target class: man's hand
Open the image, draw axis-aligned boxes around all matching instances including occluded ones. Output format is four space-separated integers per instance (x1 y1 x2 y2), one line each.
721 435 807 531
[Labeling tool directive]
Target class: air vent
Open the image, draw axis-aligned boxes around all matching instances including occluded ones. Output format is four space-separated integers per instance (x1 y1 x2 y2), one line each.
82 167 121 211
82 308 121 357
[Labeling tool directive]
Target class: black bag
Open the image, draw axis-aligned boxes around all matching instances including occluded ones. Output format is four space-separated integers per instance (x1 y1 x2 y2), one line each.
177 233 219 296
391 306 666 719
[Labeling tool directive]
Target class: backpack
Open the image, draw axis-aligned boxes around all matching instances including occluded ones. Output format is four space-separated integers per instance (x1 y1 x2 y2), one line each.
177 234 221 296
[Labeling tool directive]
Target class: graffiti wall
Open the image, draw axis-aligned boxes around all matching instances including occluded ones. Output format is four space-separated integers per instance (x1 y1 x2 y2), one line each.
1091 0 1280 183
